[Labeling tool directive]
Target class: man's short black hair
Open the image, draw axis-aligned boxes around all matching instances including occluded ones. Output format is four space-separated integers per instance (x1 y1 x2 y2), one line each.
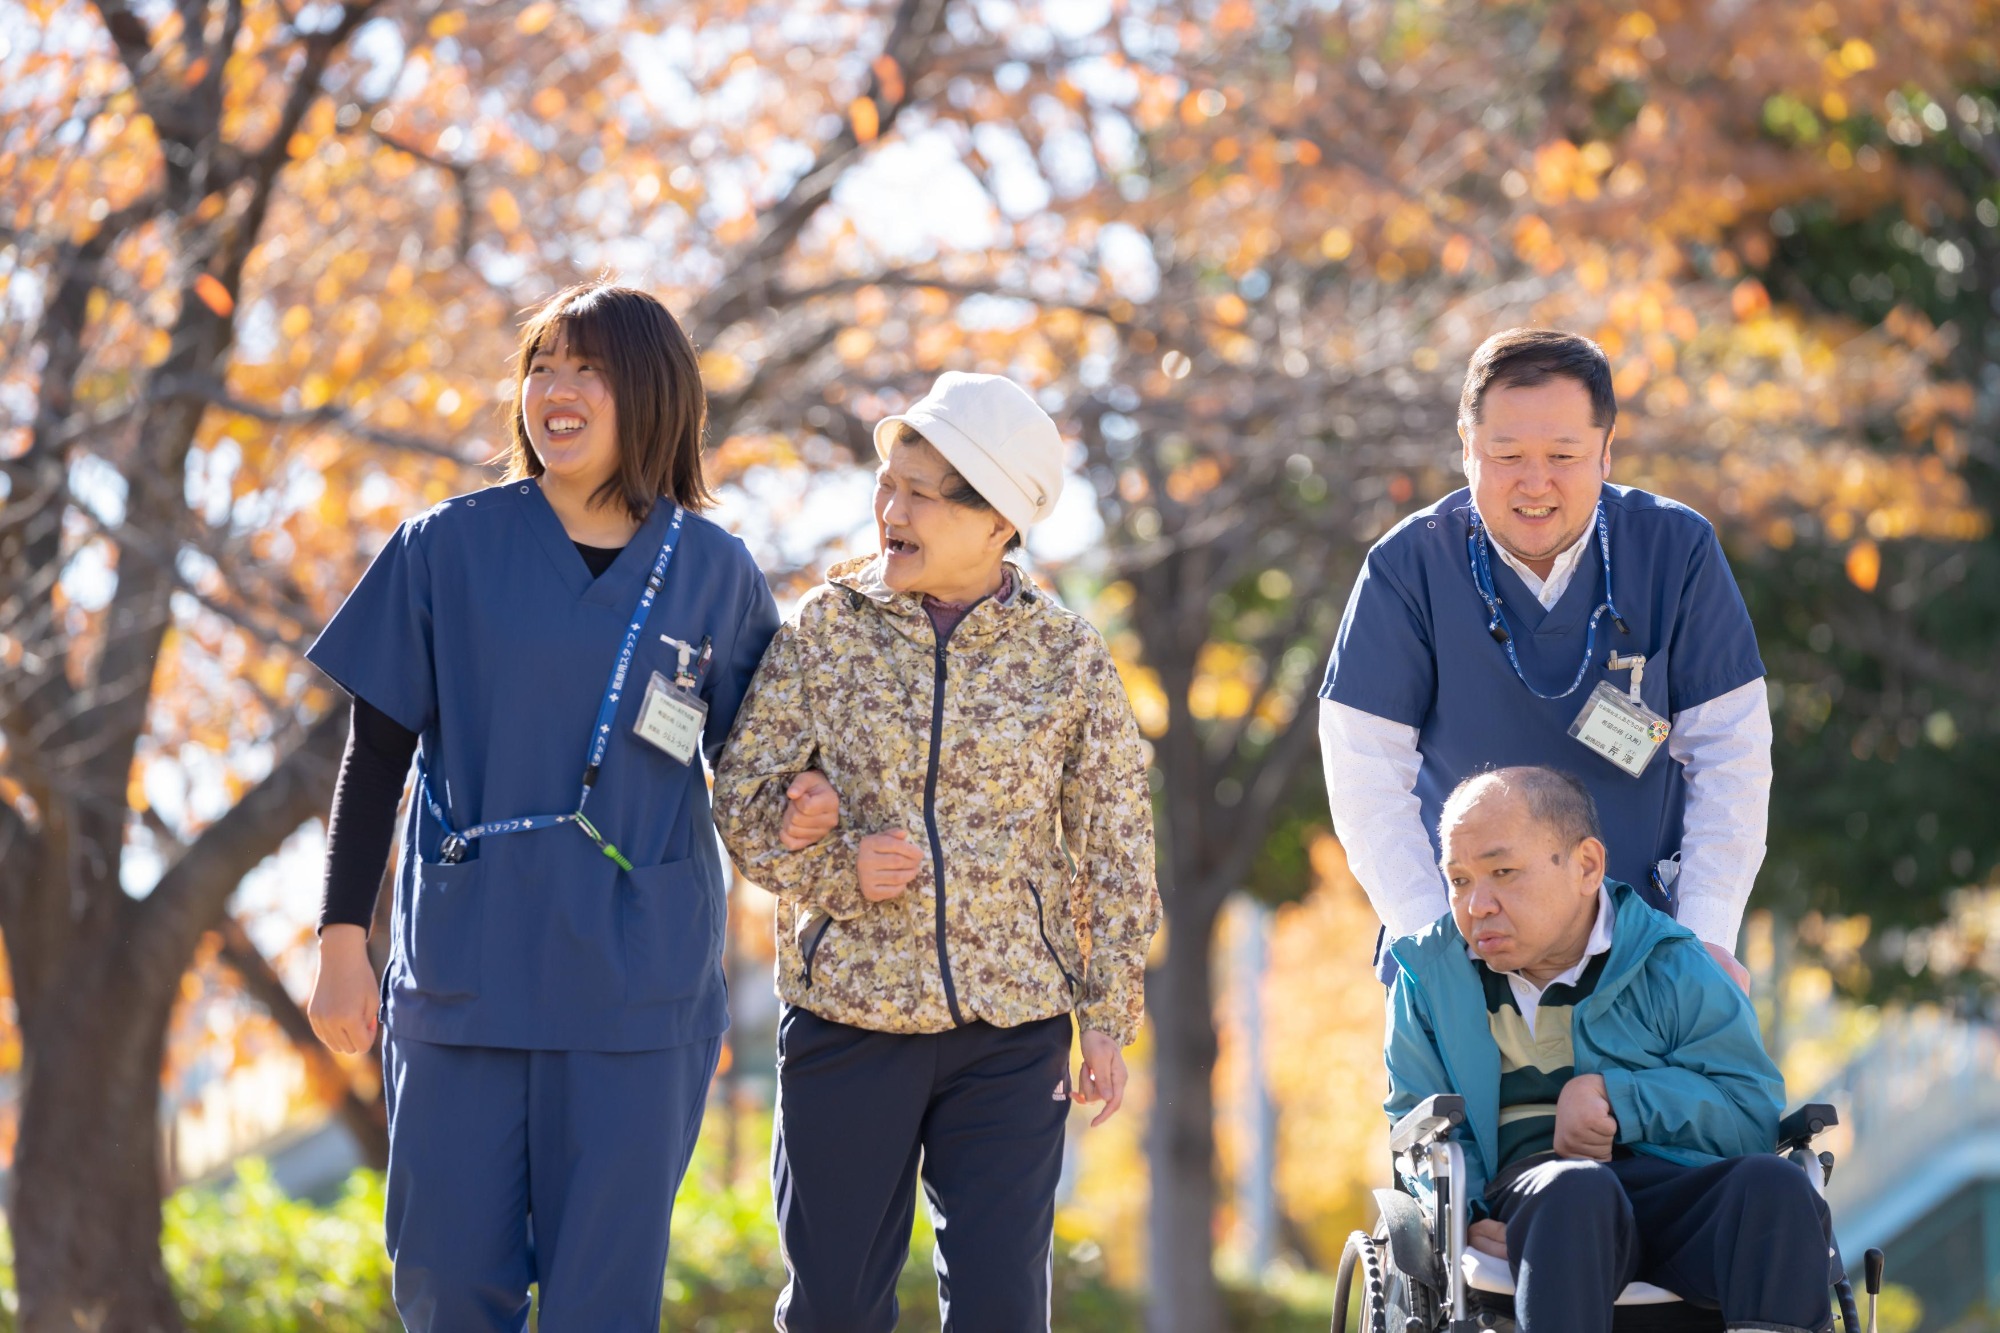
1458 328 1617 434
1442 765 1604 851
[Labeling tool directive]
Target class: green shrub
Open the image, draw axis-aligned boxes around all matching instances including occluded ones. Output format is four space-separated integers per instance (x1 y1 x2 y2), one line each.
0 1116 1328 1332
162 1160 396 1333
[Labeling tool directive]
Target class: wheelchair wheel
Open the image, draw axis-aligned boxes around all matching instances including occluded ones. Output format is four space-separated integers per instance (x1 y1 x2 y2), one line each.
1330 1230 1389 1333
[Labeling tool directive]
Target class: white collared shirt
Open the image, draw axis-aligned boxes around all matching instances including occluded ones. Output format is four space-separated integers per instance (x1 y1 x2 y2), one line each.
1468 880 1617 1038
1484 514 1597 610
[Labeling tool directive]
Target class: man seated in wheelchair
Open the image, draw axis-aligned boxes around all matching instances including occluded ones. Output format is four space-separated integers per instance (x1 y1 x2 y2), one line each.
1383 766 1835 1333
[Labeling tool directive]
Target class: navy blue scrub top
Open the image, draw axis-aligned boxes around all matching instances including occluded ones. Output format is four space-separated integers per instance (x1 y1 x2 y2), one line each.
1319 484 1764 895
306 482 780 1051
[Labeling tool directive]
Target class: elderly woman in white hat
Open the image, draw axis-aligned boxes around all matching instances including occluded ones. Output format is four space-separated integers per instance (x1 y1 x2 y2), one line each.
715 372 1161 1332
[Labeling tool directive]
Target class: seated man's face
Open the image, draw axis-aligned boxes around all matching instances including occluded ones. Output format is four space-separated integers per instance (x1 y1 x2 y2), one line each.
1442 785 1607 978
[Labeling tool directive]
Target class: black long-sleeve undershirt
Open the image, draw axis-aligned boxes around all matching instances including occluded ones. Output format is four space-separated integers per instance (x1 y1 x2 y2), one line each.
318 541 625 931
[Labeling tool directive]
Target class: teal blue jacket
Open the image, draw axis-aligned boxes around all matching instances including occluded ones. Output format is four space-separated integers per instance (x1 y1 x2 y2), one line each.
1384 881 1784 1204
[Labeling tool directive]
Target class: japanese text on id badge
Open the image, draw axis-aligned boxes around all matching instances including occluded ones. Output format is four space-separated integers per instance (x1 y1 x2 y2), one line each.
1568 679 1669 777
634 670 706 765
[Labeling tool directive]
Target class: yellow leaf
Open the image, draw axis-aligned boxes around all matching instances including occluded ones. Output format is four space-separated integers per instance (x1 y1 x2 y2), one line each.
281 305 311 339
531 86 567 119
1839 38 1876 72
302 373 332 409
516 2 556 34
287 132 315 160
850 97 880 143
489 188 522 233
1318 226 1353 261
428 12 466 37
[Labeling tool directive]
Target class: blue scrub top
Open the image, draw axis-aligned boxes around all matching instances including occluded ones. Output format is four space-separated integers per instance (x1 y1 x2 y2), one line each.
307 482 780 1051
1319 484 1763 896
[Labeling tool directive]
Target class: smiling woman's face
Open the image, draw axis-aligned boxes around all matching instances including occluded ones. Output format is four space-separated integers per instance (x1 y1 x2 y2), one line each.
520 326 620 489
873 435 1014 600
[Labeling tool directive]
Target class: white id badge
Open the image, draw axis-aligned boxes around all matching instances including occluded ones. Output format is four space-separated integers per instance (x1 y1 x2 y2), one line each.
1568 679 1670 777
634 670 707 765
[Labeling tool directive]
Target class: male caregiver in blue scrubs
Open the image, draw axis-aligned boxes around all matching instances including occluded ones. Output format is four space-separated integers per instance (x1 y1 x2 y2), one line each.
1319 328 1770 990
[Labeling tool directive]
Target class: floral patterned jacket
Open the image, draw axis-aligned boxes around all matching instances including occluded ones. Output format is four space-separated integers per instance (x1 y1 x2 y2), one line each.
713 555 1160 1044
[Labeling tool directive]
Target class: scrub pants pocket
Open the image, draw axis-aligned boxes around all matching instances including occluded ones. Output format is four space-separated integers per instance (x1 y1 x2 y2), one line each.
620 857 718 1004
406 860 484 999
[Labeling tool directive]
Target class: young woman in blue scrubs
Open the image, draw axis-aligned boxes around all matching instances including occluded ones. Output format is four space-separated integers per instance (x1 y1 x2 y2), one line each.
304 281 779 1331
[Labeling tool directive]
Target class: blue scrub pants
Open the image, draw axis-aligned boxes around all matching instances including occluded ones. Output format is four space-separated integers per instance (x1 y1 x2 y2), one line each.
382 1031 721 1332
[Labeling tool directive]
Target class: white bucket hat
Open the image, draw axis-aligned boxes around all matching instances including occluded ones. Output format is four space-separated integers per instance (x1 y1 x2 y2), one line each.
873 372 1065 536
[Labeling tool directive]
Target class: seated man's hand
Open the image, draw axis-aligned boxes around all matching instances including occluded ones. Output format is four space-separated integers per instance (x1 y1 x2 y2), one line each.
780 770 840 850
1703 941 1752 994
1467 1219 1508 1260
1553 1073 1618 1161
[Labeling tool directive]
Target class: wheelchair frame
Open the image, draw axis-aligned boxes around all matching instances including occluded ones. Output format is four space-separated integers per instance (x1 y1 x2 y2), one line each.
1331 1095 1886 1333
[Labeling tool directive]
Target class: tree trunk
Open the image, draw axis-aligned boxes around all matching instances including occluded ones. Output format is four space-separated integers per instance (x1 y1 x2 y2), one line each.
13 939 181 1333
1145 893 1227 1333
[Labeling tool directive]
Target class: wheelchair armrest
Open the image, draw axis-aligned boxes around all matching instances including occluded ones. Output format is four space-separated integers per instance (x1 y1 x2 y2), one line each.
1776 1102 1837 1153
1390 1093 1466 1156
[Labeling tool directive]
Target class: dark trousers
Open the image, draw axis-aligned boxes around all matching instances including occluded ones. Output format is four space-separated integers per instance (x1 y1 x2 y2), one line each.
381 1032 719 1332
772 1006 1073 1333
1489 1154 1836 1333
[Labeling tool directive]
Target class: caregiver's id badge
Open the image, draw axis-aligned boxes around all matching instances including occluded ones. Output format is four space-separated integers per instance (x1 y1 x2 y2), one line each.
1569 676 1669 777
634 670 706 765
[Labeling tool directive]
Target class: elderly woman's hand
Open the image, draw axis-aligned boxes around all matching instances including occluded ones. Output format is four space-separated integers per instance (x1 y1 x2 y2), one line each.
781 770 841 850
1073 1029 1129 1127
858 829 924 901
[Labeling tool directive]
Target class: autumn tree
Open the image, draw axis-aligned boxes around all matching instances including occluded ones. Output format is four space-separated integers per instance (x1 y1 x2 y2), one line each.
0 0 980 1325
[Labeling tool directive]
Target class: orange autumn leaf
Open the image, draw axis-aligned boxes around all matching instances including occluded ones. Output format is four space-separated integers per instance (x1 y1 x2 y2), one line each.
849 96 880 143
1846 539 1881 593
191 273 233 316
871 55 905 104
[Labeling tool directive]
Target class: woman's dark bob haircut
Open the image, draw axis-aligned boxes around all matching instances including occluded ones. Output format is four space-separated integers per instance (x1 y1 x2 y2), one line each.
503 281 714 520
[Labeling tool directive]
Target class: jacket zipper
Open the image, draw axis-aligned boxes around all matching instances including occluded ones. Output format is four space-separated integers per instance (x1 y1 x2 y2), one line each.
800 913 833 987
1026 880 1077 997
925 631 967 1025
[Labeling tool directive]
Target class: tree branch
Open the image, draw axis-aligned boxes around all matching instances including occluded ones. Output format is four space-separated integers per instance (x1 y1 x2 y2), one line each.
215 913 389 1169
131 708 347 1010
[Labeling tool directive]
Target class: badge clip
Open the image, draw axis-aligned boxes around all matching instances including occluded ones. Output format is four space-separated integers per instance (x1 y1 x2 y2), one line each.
439 833 467 865
660 634 699 688
1607 651 1647 703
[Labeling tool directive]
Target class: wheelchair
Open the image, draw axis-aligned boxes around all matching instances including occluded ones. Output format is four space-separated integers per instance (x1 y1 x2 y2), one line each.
1330 1096 1887 1333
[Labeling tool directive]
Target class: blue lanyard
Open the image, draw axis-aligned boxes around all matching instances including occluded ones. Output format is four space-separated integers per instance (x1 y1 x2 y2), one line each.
1465 502 1628 701
423 505 686 869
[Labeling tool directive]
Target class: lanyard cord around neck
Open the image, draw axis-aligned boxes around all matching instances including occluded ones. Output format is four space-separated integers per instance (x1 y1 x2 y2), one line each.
1465 501 1628 701
420 504 686 869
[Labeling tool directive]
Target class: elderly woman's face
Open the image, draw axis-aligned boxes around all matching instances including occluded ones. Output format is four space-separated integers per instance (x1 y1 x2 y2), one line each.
874 438 1014 598
1443 786 1605 978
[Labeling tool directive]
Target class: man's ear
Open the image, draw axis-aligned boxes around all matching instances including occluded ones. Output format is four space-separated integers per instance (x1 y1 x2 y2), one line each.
1458 419 1473 476
1600 423 1616 480
1574 836 1608 887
